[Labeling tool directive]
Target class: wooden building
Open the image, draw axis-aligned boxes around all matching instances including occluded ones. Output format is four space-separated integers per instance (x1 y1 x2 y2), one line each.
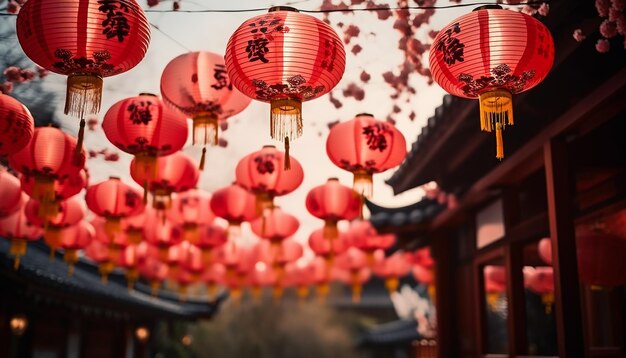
372 1 626 357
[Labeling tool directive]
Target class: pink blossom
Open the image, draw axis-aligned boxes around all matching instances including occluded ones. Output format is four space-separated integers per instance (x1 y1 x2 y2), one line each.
343 25 360 45
596 0 611 16
88 150 98 158
87 117 99 131
36 67 49 78
360 71 371 83
218 138 228 148
328 92 343 109
342 83 365 101
3 67 23 83
596 38 610 53
521 5 537 15
7 0 20 14
104 152 119 162
219 121 228 132
573 29 586 42
538 3 550 16
20 69 35 82
147 0 160 6
600 20 618 38
612 0 625 11
351 44 362 55
0 82 13 95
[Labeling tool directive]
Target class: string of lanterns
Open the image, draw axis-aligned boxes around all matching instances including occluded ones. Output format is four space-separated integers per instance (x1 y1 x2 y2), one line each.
0 1 556 303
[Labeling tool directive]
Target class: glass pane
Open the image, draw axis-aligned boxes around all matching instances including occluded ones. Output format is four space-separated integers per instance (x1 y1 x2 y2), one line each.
483 262 508 354
523 238 558 355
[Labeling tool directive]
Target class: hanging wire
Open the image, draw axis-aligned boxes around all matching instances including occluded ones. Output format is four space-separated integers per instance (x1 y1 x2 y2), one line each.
150 22 192 52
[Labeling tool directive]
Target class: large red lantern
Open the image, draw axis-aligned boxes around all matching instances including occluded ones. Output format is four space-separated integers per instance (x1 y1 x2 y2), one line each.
9 127 85 219
25 197 85 253
0 94 34 157
0 210 42 269
225 6 346 163
0 169 24 218
160 51 251 167
16 0 151 148
102 93 188 173
429 6 554 159
210 184 259 238
250 206 299 243
59 221 95 275
305 178 361 241
130 151 199 209
326 113 406 198
168 189 214 242
85 176 144 239
346 220 396 264
235 145 303 210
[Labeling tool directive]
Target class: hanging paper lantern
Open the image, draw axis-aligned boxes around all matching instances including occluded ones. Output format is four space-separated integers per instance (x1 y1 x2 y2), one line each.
526 266 555 314
210 184 260 239
248 263 279 301
225 6 346 165
429 6 554 159
308 227 348 264
259 239 303 270
130 151 199 210
0 169 24 218
139 254 169 296
346 220 396 264
102 93 188 176
85 239 118 284
372 251 411 294
21 168 88 205
484 265 507 311
160 51 251 168
537 237 552 265
311 256 332 302
121 207 150 245
25 197 85 254
0 210 43 269
91 216 134 255
576 230 626 288
0 94 34 157
191 224 228 264
9 127 85 220
168 189 214 242
332 248 371 304
86 176 144 240
284 261 315 301
250 206 299 244
235 145 304 211
59 221 95 276
326 113 406 198
173 268 196 301
143 213 184 260
16 0 151 149
117 243 149 288
305 178 361 241
202 263 226 300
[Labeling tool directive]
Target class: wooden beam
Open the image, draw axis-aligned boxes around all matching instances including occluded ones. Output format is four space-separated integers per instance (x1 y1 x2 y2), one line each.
432 231 454 358
544 137 585 357
505 243 528 355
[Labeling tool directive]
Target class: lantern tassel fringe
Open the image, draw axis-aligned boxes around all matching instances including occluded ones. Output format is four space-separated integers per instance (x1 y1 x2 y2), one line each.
479 89 513 160
284 136 291 170
76 118 86 154
64 73 103 118
270 98 301 171
199 147 207 171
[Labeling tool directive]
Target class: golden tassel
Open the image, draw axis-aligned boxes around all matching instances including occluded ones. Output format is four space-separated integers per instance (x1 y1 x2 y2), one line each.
479 89 513 160
250 286 262 302
64 249 79 276
127 229 143 245
296 285 310 302
183 223 200 244
13 257 20 270
542 292 555 315
272 285 284 303
64 73 103 117
150 281 161 297
178 285 188 302
323 220 338 241
199 147 207 171
10 239 27 270
495 123 504 160
385 277 400 294
76 118 86 154
126 269 139 290
44 227 63 254
353 169 373 199
207 283 217 301
104 217 122 240
270 98 301 171
317 282 330 303
284 136 291 171
351 282 362 304
366 250 375 267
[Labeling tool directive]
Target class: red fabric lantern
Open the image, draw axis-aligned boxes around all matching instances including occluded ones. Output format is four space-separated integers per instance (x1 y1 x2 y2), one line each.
25 197 85 253
130 151 199 210
91 216 134 251
225 6 346 163
250 206 299 243
305 178 361 241
311 256 333 302
429 6 554 159
332 249 371 304
9 127 85 219
143 212 184 258
202 263 226 300
21 168 88 204
160 51 251 167
412 265 434 285
258 239 303 269
122 207 151 245
168 189 214 242
139 254 169 295
117 243 145 288
59 221 95 275
346 220 395 264
0 169 24 218
85 176 144 239
284 262 315 300
16 0 151 149
235 145 303 210
0 94 34 156
191 224 228 265
537 237 552 265
210 184 260 238
0 209 43 269
85 239 118 284
372 251 411 293
326 113 406 198
526 266 555 314
308 227 348 261
102 93 188 173
576 231 626 288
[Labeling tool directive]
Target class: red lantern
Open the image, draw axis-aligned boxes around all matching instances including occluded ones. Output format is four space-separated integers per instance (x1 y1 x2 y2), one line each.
308 227 348 262
333 249 370 304
225 6 346 163
91 216 134 252
9 127 85 219
85 176 144 239
0 94 34 156
0 169 24 218
122 207 152 245
537 237 552 265
130 151 199 210
16 0 151 149
191 224 228 264
305 178 361 241
59 221 95 275
21 168 88 204
85 239 117 284
168 189 214 242
250 206 299 243
202 263 226 300
102 93 188 173
284 261 315 301
139 254 169 295
235 145 303 210
160 51 251 167
429 6 554 159
248 263 280 301
210 184 259 238
346 220 396 264
258 239 303 270
311 256 332 302
326 113 406 198
143 212 184 259
576 230 626 288
484 265 507 310
526 266 555 314
372 251 411 293
117 243 144 288
0 210 42 269
25 197 84 253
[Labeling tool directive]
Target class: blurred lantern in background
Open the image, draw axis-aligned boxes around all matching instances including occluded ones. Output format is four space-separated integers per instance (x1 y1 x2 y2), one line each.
345 220 395 265
576 226 626 288
143 212 184 261
334 247 370 303
25 196 84 255
308 227 348 266
484 265 507 311
86 177 144 241
305 178 361 241
326 113 406 198
235 145 303 212
21 168 88 206
9 127 85 221
537 237 552 265
225 6 346 167
16 0 151 149
372 250 411 294
102 93 188 185
168 189 214 243
0 210 43 269
210 184 259 239
130 151 199 210
311 257 332 303
284 261 315 302
429 6 554 159
59 221 95 276
250 206 299 245
160 51 251 168
139 254 169 296
191 224 228 264
85 239 118 284
0 169 25 218
0 94 34 157
202 263 226 301
526 266 555 314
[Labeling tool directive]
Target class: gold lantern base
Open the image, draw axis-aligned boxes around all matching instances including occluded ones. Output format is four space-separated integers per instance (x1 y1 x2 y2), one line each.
479 89 514 160
353 169 373 199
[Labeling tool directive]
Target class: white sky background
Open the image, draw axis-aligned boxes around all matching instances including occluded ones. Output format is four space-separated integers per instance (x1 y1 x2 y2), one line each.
17 1 489 254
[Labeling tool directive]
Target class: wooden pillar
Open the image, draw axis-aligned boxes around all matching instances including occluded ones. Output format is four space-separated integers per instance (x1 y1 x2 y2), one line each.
544 136 585 357
505 243 527 355
432 231 453 358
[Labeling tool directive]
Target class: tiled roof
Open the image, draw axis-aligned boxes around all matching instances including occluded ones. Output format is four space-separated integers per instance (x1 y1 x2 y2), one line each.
366 197 445 230
0 239 222 320
359 319 420 346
